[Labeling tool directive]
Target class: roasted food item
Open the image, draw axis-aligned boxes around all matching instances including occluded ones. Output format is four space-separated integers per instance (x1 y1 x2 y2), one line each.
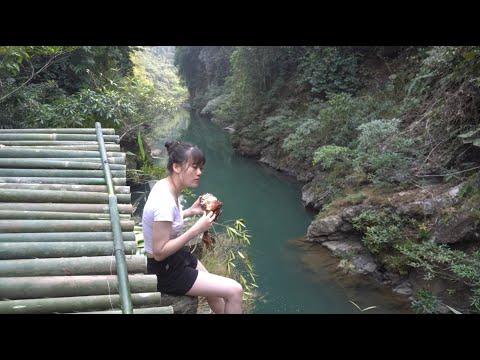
200 193 223 247
200 193 223 219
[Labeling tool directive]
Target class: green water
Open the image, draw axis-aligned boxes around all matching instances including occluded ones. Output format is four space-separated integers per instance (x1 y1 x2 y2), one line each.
147 108 412 314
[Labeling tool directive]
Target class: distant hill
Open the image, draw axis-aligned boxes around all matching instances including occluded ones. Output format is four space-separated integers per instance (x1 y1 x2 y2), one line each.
132 46 188 102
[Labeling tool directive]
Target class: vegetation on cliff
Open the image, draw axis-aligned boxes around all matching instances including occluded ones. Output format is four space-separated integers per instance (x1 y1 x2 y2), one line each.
175 46 480 313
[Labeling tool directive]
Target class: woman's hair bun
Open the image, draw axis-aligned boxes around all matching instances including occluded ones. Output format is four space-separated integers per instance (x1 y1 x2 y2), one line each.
165 140 180 155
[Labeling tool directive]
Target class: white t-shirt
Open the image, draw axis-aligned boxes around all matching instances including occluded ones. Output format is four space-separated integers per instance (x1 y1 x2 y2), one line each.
142 179 184 255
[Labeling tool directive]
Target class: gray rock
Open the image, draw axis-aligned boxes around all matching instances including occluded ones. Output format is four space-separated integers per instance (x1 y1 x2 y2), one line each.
431 213 479 244
160 294 199 314
307 215 343 238
322 240 363 257
393 281 413 296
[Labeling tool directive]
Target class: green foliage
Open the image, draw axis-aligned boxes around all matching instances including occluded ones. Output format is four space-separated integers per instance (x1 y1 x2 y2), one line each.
353 119 417 183
336 191 368 207
127 161 168 184
299 47 361 97
412 289 439 314
282 118 320 161
132 46 188 102
282 93 373 163
43 46 137 94
134 226 145 255
174 46 207 95
262 110 301 145
352 209 406 254
458 127 480 147
312 145 353 169
212 219 258 311
138 130 146 162
0 46 174 134
127 129 169 183
420 47 480 87
25 76 174 130
398 241 480 312
0 46 76 78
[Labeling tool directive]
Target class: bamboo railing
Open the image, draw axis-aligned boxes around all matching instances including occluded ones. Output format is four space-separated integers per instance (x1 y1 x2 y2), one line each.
0 125 172 314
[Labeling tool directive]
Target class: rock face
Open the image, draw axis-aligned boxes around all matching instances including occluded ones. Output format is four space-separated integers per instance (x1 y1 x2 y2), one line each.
306 206 381 278
304 181 479 312
431 213 479 244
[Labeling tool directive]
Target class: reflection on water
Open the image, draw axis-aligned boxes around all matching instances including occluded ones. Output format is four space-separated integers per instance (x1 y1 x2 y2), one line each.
145 108 192 168
288 238 412 314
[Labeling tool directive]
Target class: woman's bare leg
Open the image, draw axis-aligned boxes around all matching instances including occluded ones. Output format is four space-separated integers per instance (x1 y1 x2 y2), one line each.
187 259 243 314
195 260 226 314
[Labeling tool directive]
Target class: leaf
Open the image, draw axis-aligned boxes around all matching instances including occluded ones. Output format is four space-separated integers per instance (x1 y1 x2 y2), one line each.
226 226 241 237
463 51 477 60
473 139 480 147
237 251 245 259
235 220 246 229
349 300 362 311
361 306 377 312
445 304 462 314
458 128 479 138
138 130 146 161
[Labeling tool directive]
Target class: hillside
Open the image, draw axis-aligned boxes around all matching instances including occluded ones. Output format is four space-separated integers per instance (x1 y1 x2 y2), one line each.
175 46 480 313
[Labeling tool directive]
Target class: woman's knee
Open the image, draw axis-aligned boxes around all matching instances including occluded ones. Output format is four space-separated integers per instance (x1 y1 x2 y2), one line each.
229 280 243 299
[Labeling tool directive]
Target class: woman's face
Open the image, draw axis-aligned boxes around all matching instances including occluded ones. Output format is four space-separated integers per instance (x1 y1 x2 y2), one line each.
178 161 203 188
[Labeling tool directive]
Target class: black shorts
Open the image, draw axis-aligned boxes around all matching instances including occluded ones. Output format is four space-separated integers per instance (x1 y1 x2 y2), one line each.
147 247 199 295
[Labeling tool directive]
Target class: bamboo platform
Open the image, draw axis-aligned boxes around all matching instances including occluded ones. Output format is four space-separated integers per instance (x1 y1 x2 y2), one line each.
0 125 173 314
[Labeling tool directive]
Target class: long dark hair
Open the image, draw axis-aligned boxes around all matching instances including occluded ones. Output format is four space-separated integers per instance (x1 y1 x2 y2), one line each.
165 140 205 173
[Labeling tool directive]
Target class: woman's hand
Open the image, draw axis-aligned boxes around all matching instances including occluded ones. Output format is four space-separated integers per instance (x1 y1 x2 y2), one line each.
187 196 204 216
190 211 215 236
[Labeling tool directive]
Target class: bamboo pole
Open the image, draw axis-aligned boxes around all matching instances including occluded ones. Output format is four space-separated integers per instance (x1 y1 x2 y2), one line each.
0 255 146 276
0 128 115 134
75 306 174 314
96 122 132 314
0 203 132 213
0 177 126 185
0 168 125 178
0 232 135 242
0 141 99 146
0 148 124 158
3 157 126 164
0 274 157 299
0 241 137 259
0 292 162 314
0 134 119 142
0 183 130 193
0 159 126 170
0 189 130 204
0 210 131 220
6 145 120 151
0 219 134 233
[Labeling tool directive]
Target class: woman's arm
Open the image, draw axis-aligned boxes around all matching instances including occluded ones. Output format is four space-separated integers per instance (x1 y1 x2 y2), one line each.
183 196 203 219
152 211 215 261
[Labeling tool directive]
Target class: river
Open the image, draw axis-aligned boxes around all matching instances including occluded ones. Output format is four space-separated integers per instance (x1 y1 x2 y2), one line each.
145 107 412 314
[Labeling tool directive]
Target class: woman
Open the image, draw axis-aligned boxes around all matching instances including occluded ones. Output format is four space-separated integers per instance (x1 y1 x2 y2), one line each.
142 140 243 314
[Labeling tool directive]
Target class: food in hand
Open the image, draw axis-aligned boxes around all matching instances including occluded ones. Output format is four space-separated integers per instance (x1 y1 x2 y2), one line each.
200 193 223 220
200 193 223 247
